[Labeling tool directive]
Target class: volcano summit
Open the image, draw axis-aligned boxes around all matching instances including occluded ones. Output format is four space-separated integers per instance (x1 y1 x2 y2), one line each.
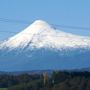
0 20 90 71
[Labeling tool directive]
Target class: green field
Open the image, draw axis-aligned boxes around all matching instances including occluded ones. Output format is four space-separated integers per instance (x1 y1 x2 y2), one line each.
0 88 7 90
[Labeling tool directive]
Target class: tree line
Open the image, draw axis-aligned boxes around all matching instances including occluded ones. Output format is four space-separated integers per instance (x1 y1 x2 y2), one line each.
0 71 90 90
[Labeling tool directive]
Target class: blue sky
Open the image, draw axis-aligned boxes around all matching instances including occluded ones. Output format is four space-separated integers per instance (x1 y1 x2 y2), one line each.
0 0 90 40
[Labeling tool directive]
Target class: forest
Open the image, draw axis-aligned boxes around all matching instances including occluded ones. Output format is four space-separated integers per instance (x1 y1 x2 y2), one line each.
0 71 90 90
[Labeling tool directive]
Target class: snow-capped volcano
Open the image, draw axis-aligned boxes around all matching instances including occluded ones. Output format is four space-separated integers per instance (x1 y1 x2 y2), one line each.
0 20 90 50
0 20 90 71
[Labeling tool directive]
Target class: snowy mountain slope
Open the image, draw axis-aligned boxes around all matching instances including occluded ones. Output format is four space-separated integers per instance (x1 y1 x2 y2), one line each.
0 20 90 71
0 20 90 50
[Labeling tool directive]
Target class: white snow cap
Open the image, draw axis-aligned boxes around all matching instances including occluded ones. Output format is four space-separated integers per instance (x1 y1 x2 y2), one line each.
32 20 50 26
0 20 90 50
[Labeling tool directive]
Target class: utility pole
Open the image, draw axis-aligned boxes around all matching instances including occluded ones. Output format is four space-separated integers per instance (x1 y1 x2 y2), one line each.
43 72 49 86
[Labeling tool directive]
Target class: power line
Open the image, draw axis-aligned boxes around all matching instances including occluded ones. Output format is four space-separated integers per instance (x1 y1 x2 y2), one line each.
53 24 90 31
0 30 18 34
0 28 90 37
0 18 30 24
0 18 90 32
0 30 90 38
